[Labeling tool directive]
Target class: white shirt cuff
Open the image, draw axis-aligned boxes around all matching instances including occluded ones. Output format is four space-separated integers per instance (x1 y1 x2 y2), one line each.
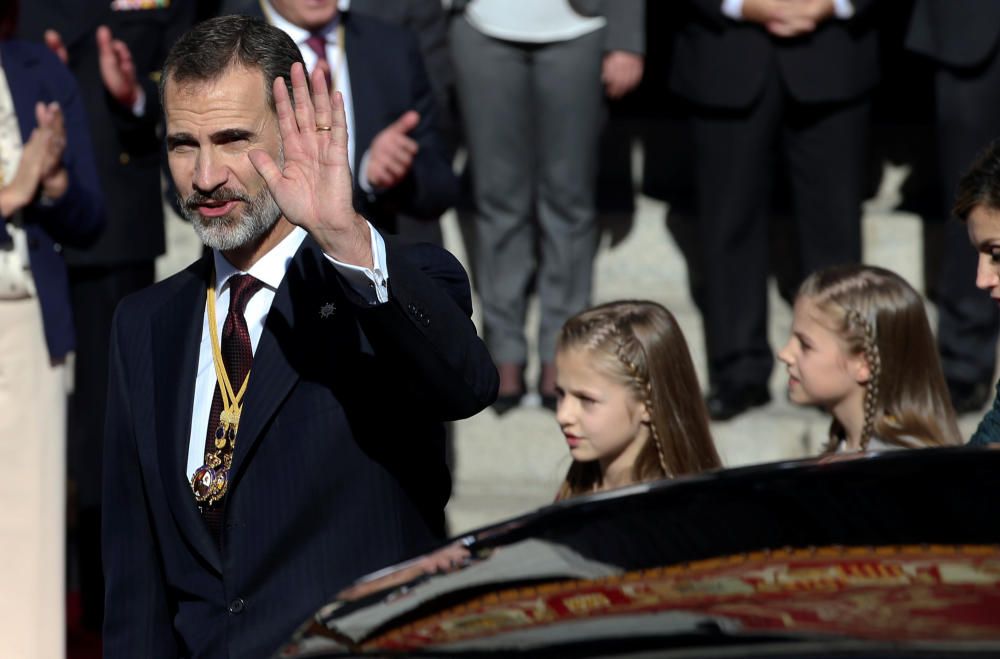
722 0 853 21
131 87 147 117
322 222 390 304
832 0 854 19
722 0 743 20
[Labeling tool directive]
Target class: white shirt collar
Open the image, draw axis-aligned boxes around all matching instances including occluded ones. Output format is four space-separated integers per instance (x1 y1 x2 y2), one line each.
264 0 347 43
212 226 308 294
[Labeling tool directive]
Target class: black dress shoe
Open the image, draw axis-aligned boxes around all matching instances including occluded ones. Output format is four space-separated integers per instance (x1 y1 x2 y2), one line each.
947 379 992 415
706 383 771 421
491 392 524 416
492 362 526 415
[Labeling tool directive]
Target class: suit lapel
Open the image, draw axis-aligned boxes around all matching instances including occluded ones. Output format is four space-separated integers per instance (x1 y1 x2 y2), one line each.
151 258 222 572
226 240 330 483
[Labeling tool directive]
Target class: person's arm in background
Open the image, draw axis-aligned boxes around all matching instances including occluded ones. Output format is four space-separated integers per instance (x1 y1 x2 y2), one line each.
360 29 458 219
5 49 104 247
602 0 645 99
44 0 196 216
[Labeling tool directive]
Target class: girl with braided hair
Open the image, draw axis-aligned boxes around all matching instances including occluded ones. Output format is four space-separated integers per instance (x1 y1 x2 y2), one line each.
553 301 721 500
778 264 961 453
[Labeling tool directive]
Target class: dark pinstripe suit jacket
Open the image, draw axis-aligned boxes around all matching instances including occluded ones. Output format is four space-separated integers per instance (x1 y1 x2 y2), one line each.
102 236 498 658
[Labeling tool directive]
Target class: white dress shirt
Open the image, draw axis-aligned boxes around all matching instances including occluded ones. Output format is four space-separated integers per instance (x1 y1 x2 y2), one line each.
263 1 365 180
185 223 389 478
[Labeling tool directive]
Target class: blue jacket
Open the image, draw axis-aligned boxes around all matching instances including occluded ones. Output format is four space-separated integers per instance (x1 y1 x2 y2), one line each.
0 40 104 359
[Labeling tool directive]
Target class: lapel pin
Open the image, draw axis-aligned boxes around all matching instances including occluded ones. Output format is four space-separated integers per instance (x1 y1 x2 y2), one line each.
319 302 337 319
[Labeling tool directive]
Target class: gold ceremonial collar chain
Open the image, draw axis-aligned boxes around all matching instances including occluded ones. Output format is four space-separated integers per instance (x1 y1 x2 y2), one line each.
191 279 252 506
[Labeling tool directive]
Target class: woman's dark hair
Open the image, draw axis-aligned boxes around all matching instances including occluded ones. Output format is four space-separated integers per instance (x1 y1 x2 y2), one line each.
160 15 305 114
954 139 1000 221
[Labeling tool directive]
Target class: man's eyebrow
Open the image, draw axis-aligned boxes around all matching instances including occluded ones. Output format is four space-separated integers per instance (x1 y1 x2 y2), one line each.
165 132 197 149
211 128 255 144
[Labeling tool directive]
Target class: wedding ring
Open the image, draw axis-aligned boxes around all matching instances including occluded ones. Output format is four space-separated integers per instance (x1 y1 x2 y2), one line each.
316 125 333 132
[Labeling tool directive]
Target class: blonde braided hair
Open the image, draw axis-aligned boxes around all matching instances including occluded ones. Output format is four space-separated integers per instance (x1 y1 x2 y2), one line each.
846 309 881 450
555 301 721 500
619 351 670 477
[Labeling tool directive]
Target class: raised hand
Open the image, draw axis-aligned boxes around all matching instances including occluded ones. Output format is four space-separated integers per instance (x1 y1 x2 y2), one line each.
249 62 372 267
365 110 420 190
97 25 141 109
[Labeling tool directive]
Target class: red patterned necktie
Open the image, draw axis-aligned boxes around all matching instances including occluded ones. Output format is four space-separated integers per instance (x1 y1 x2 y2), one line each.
200 274 265 539
305 32 333 90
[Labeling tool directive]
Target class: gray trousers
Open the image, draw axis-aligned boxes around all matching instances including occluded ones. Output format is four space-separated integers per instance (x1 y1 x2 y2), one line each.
451 16 603 364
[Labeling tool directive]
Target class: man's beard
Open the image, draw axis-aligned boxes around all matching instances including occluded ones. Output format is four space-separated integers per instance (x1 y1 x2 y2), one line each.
179 184 282 252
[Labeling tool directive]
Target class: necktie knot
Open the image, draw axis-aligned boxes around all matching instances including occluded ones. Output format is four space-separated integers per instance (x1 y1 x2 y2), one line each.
227 274 264 317
305 32 327 61
305 32 332 89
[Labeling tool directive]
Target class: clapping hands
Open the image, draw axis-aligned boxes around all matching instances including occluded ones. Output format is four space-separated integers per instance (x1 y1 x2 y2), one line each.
1 101 68 215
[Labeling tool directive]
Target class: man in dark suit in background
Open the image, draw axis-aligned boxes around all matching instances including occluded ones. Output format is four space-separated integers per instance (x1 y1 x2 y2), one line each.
101 16 496 658
16 0 195 633
671 0 878 420
906 0 1000 414
225 0 458 244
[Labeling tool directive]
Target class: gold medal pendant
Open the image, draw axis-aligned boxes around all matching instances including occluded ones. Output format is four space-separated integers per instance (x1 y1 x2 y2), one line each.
191 465 216 502
191 278 254 508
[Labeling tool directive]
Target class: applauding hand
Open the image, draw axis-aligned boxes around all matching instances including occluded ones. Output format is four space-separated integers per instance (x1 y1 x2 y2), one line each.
366 110 419 190
97 25 142 109
36 101 68 200
249 62 372 267
0 102 67 214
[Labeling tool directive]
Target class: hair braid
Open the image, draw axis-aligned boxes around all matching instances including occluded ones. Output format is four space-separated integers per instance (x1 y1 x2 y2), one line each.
848 309 881 449
618 346 669 478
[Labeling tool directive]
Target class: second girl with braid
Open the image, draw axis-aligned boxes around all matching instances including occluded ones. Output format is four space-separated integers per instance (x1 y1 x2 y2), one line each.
553 301 722 500
778 265 961 453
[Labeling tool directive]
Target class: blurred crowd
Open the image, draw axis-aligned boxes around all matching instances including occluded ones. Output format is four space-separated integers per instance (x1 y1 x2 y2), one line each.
0 1 998 657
